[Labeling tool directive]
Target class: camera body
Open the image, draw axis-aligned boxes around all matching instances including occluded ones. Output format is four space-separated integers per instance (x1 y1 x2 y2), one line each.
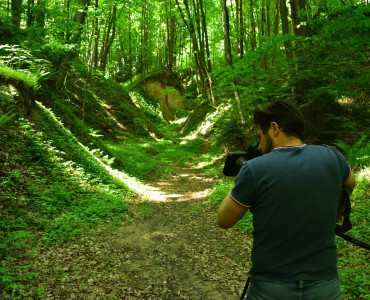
222 144 261 177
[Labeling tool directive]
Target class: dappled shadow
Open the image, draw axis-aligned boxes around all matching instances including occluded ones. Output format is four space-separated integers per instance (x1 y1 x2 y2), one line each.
21 166 252 299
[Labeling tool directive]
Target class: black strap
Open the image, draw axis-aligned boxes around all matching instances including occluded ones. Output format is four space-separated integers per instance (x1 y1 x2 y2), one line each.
240 275 251 300
337 232 370 250
335 189 352 235
334 191 370 250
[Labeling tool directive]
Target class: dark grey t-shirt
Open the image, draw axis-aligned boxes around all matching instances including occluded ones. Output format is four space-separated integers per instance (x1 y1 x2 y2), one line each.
231 145 351 282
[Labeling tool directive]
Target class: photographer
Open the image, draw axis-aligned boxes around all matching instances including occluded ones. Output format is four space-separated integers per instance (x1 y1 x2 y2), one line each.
217 101 356 299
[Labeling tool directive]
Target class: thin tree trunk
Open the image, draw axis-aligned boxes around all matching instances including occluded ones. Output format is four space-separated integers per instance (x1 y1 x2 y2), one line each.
221 0 232 65
279 0 292 59
165 0 176 73
221 0 245 125
92 0 99 69
249 0 256 51
235 0 240 56
176 0 213 102
274 0 279 35
240 0 244 57
128 6 132 84
266 0 271 37
200 0 211 72
290 0 308 36
69 0 90 44
35 0 45 28
26 0 34 27
99 0 117 72
261 0 266 47
11 0 22 28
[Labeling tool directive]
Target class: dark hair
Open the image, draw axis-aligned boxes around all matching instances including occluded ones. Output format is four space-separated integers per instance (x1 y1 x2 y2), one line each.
253 101 305 138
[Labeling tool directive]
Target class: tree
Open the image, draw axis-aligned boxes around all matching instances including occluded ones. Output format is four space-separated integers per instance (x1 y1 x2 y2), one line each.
11 0 22 28
249 0 257 51
175 0 215 103
221 0 232 65
165 0 177 73
99 0 118 72
221 0 245 125
279 0 292 58
290 0 308 37
68 0 91 45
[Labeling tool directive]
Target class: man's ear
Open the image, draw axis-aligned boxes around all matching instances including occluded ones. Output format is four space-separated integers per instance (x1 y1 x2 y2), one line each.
270 122 280 137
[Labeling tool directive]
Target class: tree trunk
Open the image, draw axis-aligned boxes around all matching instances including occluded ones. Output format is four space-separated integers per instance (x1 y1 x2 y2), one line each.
290 0 308 36
69 0 90 44
165 0 176 73
261 0 266 47
99 0 117 72
128 6 132 83
266 0 271 37
235 0 240 56
176 0 214 103
249 0 256 51
221 0 245 125
274 0 279 35
240 0 244 57
35 0 45 28
221 0 232 66
92 0 99 69
200 0 211 72
279 0 292 58
11 0 22 28
26 0 34 27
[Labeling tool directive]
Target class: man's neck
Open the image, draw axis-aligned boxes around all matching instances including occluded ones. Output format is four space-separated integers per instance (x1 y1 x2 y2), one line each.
274 136 303 148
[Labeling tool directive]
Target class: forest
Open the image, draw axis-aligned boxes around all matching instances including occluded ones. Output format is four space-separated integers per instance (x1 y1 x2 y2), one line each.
0 0 369 298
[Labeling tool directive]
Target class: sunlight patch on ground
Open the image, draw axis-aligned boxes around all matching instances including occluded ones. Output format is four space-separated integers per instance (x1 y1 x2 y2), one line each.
142 231 176 240
357 167 369 181
140 184 183 201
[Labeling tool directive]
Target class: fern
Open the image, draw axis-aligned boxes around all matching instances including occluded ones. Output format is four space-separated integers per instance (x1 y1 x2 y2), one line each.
0 110 16 129
335 135 370 167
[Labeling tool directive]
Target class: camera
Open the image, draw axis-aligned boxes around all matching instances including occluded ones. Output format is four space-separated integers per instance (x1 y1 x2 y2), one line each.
223 144 262 177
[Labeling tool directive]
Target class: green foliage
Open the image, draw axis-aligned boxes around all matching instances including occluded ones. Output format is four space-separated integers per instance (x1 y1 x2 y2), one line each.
0 106 130 294
208 180 254 233
213 111 249 150
208 181 233 205
0 63 38 89
104 137 207 180
0 110 16 129
129 89 166 127
337 236 369 299
335 135 370 168
104 140 159 180
0 45 51 73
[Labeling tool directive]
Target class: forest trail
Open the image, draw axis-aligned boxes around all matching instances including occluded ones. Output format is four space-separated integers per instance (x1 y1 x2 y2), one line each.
23 166 253 299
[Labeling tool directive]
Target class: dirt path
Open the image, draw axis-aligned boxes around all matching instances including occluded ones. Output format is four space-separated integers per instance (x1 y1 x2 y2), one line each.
23 167 253 299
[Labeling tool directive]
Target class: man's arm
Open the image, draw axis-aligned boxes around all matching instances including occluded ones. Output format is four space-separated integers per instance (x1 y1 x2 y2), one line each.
217 188 249 229
343 171 356 195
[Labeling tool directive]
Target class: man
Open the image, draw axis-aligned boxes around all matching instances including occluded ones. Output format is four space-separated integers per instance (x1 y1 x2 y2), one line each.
217 101 356 299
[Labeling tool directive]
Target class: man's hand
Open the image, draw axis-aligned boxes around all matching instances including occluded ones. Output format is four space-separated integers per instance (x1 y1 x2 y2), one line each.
217 188 249 229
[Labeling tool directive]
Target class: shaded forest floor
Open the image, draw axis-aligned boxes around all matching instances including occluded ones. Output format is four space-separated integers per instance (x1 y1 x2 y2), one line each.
17 166 252 299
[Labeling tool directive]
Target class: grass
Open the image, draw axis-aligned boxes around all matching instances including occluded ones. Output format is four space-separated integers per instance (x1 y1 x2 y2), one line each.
0 105 132 297
0 63 39 89
104 136 209 181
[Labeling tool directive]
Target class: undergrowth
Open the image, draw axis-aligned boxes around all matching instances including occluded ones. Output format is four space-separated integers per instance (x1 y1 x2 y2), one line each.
0 111 130 297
